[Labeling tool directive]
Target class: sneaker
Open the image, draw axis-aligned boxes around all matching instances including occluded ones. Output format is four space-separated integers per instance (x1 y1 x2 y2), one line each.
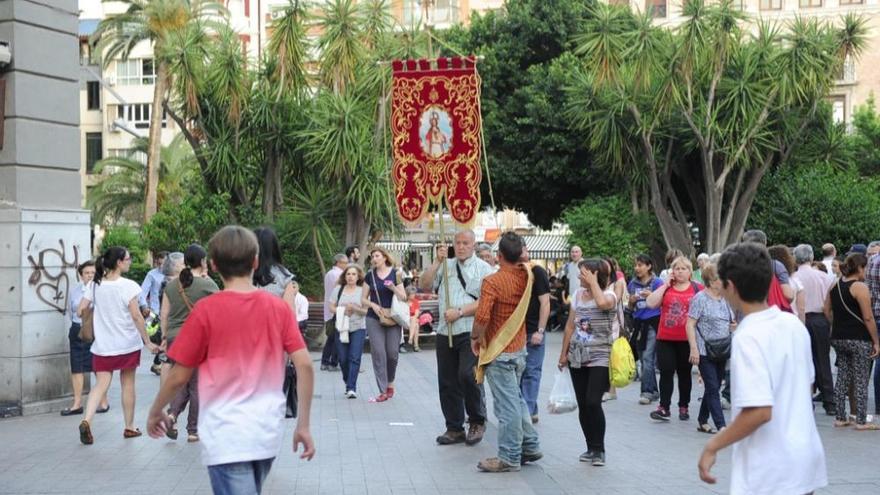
650 406 671 421
720 397 731 410
638 393 652 405
436 429 466 445
320 364 329 371
591 452 606 467
530 414 539 424
187 433 199 443
679 407 690 421
579 450 596 462
150 364 161 376
399 345 409 354
520 451 543 465
602 392 617 402
466 422 486 445
477 457 520 473
345 390 357 399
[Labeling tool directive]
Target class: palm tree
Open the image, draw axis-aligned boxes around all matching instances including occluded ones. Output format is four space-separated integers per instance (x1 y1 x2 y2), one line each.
87 134 198 225
91 0 225 224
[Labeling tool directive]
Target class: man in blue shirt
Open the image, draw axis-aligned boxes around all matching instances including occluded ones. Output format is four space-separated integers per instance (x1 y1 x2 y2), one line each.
139 251 168 317
627 254 664 405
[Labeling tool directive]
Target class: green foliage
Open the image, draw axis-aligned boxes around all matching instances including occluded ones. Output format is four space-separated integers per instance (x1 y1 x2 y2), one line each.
141 191 231 253
563 195 660 274
750 163 880 250
443 0 605 228
99 226 149 274
849 95 880 177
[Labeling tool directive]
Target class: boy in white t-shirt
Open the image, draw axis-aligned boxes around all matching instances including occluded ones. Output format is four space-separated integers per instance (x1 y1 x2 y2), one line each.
699 242 827 495
146 226 315 494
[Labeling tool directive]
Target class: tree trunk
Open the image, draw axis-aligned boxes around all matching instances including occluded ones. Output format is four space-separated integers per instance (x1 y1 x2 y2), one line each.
262 151 279 221
345 202 368 249
144 61 169 224
311 227 326 275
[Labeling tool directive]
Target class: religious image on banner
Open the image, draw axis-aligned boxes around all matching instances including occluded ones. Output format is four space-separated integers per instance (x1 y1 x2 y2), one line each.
391 57 482 226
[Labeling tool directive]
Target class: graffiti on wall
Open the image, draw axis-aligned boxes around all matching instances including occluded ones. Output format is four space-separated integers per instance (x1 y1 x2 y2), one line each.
26 236 81 314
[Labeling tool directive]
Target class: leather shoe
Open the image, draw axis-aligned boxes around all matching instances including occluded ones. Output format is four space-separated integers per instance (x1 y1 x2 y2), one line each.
96 405 110 414
60 407 83 416
435 429 466 445
466 422 486 446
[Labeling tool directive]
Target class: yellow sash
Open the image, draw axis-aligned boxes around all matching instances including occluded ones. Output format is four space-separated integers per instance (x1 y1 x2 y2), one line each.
475 263 534 384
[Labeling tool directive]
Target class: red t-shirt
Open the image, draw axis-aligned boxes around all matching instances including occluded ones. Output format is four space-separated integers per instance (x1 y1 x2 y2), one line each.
657 282 703 342
168 290 305 466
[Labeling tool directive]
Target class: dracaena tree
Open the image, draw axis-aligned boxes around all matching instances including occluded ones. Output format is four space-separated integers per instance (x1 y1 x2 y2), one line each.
91 0 226 224
567 0 867 255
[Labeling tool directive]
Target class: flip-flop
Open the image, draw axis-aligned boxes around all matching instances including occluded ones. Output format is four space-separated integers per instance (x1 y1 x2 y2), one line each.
79 420 93 445
854 423 880 431
833 420 852 428
96 405 110 414
696 424 716 434
123 428 142 438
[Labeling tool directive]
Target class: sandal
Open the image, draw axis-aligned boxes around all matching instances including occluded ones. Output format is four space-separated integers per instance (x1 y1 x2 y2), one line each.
165 414 178 440
123 428 142 438
79 420 93 445
96 405 110 414
696 423 716 434
854 423 880 431
370 393 389 403
187 433 199 443
833 420 853 428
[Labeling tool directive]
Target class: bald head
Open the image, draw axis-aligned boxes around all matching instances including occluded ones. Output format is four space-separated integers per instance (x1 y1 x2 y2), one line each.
454 229 476 261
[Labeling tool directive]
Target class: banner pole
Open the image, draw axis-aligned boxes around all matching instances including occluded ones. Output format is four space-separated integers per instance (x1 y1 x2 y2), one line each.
439 201 454 349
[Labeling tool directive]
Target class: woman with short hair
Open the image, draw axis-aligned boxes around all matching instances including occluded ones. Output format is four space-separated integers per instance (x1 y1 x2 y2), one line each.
331 265 368 398
362 248 407 402
824 253 880 429
77 246 159 444
646 256 703 422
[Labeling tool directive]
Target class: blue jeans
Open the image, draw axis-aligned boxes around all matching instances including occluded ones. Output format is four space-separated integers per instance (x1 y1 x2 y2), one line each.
698 358 727 429
336 329 366 392
208 458 274 495
485 351 540 465
520 336 545 416
639 321 658 396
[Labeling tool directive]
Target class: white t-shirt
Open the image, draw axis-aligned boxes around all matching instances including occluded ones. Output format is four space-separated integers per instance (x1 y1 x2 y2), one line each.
294 292 309 322
729 306 827 495
83 278 144 356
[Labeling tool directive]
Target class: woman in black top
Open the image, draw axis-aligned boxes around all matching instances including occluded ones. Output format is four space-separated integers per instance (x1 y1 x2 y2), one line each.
824 253 880 429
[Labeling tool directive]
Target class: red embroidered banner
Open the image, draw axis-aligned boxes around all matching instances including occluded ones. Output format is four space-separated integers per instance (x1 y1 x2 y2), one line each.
391 57 482 225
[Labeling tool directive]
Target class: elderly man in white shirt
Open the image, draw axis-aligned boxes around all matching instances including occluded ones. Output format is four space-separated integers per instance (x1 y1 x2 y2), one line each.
792 244 836 415
321 254 348 370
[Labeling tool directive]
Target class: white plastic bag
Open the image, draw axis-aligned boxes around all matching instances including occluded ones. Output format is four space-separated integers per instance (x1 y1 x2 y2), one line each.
547 368 578 414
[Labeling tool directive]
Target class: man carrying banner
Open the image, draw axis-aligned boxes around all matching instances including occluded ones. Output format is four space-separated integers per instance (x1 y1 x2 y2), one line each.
421 230 493 446
471 231 542 472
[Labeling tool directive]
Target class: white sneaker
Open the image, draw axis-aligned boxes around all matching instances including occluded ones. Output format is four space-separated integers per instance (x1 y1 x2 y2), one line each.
345 390 357 399
638 394 652 405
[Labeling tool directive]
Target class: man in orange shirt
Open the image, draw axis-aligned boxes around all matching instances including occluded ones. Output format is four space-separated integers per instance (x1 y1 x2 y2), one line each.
471 232 541 472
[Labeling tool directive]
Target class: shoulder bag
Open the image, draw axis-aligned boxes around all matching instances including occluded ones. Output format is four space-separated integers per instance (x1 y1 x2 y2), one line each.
695 296 732 362
78 283 96 343
833 279 865 334
371 271 399 327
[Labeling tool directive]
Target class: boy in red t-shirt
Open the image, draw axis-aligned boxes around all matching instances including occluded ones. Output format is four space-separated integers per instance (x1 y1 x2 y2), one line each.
147 226 315 493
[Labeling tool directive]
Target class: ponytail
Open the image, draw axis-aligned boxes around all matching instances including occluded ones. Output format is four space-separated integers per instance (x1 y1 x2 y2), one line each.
181 243 207 289
94 246 128 285
94 255 105 285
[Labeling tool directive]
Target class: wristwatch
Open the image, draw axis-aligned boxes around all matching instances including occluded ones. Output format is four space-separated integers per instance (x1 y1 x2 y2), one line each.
457 307 463 318
537 328 545 334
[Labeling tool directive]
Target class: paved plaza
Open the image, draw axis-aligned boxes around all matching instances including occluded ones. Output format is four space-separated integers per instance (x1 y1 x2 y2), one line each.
0 332 878 495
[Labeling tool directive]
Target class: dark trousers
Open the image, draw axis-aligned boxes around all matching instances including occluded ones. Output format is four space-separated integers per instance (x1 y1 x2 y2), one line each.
698 358 727 429
657 340 692 409
321 320 339 366
436 333 486 431
569 366 608 453
805 313 834 407
169 369 199 434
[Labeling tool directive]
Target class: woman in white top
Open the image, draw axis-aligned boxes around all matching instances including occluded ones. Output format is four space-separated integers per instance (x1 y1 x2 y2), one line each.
330 265 369 398
77 246 159 445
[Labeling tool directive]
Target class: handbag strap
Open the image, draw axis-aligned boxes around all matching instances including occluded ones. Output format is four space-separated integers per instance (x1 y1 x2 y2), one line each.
177 280 194 311
835 279 864 324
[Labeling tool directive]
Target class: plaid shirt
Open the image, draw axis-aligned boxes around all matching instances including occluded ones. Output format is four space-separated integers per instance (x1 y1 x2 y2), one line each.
866 255 880 321
474 263 529 354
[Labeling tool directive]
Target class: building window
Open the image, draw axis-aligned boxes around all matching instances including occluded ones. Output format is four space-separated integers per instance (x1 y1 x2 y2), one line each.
647 0 667 18
116 103 167 129
116 59 156 85
87 81 101 110
836 55 856 83
403 0 459 25
799 0 822 7
839 0 863 4
85 133 102 174
830 96 846 124
760 0 782 9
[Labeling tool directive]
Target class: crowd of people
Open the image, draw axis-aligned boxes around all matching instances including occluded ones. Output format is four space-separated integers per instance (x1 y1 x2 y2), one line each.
58 223 880 494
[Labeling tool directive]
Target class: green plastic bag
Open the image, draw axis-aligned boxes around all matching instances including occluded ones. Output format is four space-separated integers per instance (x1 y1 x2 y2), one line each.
609 336 636 388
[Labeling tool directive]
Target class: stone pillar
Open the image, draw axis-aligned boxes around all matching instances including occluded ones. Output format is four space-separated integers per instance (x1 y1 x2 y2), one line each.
0 0 89 416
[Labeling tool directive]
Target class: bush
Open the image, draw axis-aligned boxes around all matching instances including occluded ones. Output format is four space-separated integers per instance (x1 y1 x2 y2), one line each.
142 192 232 253
562 195 661 274
99 226 147 265
750 163 880 250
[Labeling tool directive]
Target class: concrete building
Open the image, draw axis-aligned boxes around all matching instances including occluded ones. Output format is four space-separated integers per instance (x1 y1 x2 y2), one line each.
610 0 880 125
0 0 90 416
76 1 505 210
